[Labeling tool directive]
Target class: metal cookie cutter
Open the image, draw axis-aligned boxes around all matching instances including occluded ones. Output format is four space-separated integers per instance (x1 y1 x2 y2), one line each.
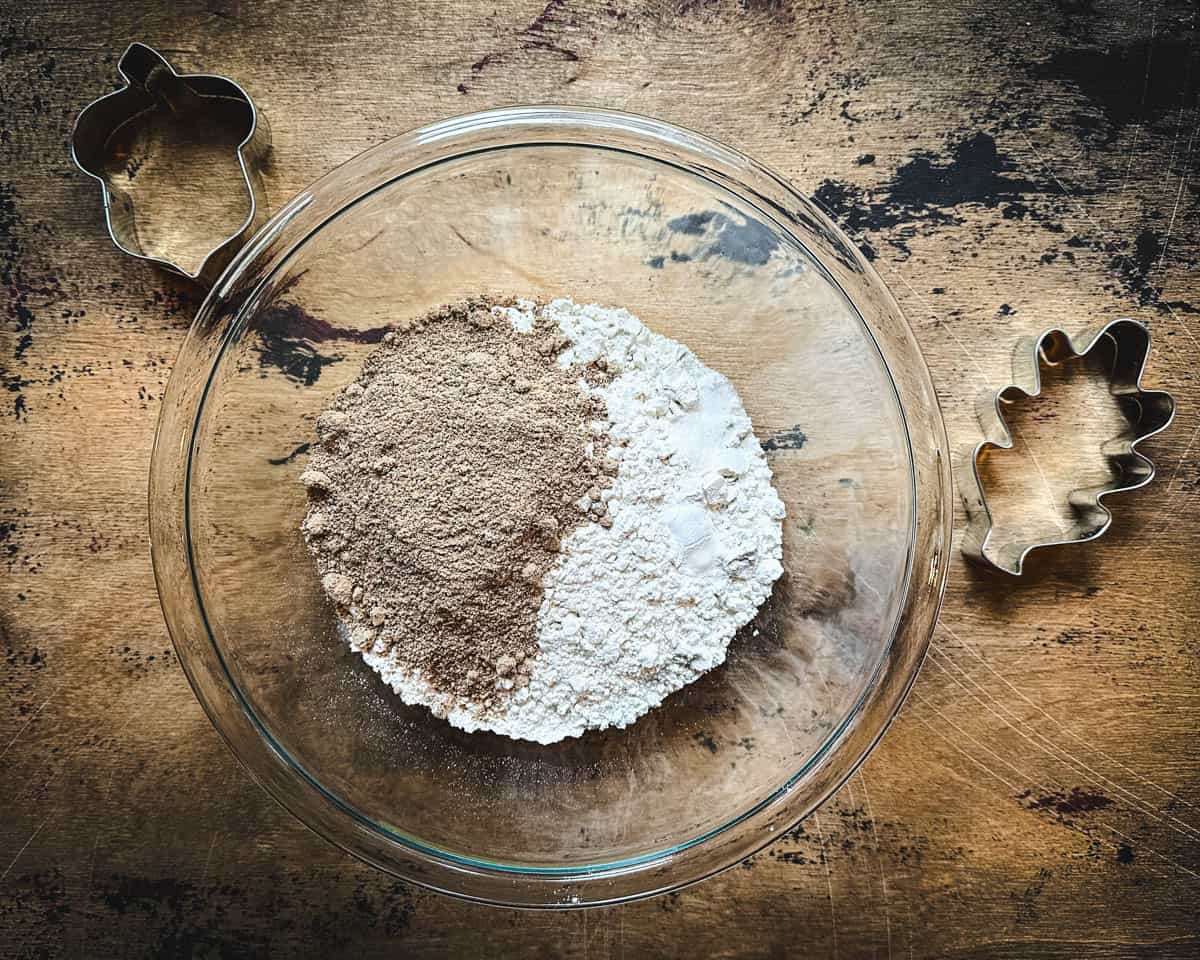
71 42 270 285
960 318 1175 575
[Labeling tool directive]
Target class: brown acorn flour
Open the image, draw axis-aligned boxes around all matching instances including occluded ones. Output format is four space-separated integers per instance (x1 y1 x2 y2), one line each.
300 297 614 715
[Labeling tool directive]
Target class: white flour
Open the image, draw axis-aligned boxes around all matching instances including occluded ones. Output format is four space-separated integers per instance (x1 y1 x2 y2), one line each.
362 298 784 743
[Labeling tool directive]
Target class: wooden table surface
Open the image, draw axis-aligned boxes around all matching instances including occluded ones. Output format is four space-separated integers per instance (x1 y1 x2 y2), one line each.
2 1 1198 956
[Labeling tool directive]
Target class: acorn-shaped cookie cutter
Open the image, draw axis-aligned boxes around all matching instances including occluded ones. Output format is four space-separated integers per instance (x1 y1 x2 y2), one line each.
71 42 270 285
960 318 1175 576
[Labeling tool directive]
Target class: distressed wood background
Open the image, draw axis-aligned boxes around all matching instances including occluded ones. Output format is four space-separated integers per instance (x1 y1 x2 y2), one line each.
2 1 1198 957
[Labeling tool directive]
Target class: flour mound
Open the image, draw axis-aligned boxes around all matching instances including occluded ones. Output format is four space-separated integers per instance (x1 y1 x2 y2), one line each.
359 298 785 743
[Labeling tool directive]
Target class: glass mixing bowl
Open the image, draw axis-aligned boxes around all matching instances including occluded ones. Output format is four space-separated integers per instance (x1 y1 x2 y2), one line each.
150 107 951 907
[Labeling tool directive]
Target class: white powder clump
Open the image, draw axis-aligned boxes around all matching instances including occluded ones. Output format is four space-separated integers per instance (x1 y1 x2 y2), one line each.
362 298 784 743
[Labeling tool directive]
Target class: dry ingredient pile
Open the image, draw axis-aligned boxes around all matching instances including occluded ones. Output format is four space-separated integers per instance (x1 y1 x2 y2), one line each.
302 297 785 744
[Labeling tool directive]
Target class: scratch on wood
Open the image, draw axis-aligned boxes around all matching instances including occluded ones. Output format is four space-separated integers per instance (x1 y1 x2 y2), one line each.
812 811 840 960
1 813 51 881
858 773 894 960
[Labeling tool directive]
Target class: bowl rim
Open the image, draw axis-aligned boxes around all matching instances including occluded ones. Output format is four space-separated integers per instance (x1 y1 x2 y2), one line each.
149 105 952 908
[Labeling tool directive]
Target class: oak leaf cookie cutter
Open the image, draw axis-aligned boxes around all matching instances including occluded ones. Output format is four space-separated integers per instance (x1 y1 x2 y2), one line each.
71 42 270 285
960 318 1175 576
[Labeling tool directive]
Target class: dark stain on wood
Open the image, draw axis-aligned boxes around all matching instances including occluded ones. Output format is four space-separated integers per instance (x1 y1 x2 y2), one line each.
1035 36 1200 141
253 301 389 385
812 132 1055 262
666 210 780 266
267 441 312 466
1021 787 1115 816
694 730 719 754
761 425 807 452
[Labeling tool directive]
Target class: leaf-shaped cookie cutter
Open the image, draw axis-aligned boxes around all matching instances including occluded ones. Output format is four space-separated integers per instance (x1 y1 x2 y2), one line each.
71 42 270 285
960 319 1175 576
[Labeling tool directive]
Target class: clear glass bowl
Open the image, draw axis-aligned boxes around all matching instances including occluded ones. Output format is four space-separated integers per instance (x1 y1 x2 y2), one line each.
150 107 951 907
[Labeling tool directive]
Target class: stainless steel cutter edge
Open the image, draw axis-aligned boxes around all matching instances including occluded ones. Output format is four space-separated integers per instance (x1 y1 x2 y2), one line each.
70 42 270 285
960 318 1176 576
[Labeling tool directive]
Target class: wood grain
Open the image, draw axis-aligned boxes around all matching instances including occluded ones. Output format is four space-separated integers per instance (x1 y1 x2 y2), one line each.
2 1 1198 957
